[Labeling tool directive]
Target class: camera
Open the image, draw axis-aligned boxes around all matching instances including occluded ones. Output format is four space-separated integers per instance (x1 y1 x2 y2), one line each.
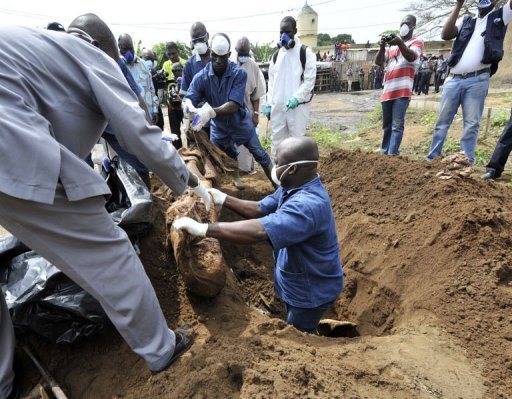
153 70 168 90
382 34 397 43
167 80 182 109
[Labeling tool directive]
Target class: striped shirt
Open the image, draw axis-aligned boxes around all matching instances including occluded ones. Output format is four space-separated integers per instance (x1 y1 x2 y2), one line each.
381 38 423 102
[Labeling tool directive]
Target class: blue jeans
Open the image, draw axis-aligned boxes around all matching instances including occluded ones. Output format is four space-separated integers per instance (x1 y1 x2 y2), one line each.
381 97 410 155
285 302 333 333
426 72 490 164
212 131 271 168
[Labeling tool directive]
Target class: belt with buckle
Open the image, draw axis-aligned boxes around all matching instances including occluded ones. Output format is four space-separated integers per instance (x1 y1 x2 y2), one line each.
449 68 491 79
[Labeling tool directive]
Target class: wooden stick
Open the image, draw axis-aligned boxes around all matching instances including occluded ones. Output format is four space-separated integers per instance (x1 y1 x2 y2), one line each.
21 342 68 399
484 107 492 139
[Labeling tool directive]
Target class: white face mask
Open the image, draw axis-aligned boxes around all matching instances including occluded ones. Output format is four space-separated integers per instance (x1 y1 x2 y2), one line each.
271 160 318 186
194 42 208 55
399 24 410 38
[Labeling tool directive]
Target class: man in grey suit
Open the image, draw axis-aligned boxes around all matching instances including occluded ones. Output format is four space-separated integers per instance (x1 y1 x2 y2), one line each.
0 16 209 398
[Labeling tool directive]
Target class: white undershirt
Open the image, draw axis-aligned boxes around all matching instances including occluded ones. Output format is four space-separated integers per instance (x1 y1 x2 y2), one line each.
450 3 512 75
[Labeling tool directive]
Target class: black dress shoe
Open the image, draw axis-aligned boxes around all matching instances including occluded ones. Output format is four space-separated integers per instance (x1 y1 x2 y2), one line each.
480 171 499 180
153 324 194 374
6 383 19 399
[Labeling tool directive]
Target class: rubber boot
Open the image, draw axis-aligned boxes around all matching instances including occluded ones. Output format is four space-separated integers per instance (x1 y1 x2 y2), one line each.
262 162 278 189
231 168 247 190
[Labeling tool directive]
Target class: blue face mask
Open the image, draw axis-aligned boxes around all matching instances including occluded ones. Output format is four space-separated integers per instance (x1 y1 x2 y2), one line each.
238 55 250 63
478 0 493 8
123 50 134 64
278 32 295 50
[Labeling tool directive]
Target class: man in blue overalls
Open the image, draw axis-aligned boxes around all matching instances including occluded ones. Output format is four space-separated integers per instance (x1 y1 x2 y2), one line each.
172 136 344 334
184 33 274 188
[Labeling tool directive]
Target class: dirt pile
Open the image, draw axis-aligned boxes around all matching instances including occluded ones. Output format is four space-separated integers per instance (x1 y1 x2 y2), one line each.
324 150 512 397
17 150 512 398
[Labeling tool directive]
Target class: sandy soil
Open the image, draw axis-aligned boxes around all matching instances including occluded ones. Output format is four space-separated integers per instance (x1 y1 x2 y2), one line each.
14 147 512 399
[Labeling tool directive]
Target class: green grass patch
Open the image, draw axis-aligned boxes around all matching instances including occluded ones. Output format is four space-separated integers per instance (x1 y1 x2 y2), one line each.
259 132 272 151
356 104 382 135
420 111 438 132
308 122 342 148
491 110 510 128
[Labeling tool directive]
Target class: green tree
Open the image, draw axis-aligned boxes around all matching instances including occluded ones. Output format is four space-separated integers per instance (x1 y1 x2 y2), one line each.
251 42 278 62
317 33 332 46
318 33 355 46
332 34 355 44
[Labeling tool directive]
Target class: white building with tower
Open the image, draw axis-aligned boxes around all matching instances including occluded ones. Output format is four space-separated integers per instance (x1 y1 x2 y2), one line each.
297 1 318 49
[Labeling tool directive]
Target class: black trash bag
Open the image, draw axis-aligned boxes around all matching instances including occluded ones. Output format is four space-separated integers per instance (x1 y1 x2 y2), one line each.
0 236 30 285
1 250 108 344
103 156 152 238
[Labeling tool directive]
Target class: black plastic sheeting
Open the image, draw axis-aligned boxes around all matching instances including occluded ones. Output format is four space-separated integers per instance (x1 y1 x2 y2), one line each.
105 157 152 237
1 250 108 343
0 157 152 343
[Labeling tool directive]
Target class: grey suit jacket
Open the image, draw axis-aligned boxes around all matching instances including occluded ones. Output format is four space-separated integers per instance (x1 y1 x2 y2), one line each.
0 26 189 204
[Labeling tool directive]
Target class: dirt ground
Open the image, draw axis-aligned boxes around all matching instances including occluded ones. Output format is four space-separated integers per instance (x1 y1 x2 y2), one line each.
14 144 512 398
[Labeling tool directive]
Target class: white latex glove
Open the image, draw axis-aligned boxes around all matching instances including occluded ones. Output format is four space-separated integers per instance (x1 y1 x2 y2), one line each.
207 188 227 206
91 144 108 166
190 181 212 212
182 98 197 120
162 133 180 142
191 103 216 132
172 217 208 237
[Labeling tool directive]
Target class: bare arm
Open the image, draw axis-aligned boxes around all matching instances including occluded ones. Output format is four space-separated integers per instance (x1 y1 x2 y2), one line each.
388 36 418 62
375 38 387 67
206 219 268 244
223 195 266 219
252 98 260 112
442 0 464 40
213 100 240 117
251 98 260 126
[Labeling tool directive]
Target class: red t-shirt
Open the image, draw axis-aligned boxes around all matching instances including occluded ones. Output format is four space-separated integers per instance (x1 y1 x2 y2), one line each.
381 38 423 102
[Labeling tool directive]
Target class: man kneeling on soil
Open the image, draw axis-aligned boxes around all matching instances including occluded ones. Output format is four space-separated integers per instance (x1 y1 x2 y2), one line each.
172 137 344 333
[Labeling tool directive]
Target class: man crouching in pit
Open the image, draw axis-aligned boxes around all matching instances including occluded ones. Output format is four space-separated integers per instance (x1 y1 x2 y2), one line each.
172 136 344 333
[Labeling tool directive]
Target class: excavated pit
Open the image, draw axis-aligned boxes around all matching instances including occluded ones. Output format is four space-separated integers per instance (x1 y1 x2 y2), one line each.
14 149 512 399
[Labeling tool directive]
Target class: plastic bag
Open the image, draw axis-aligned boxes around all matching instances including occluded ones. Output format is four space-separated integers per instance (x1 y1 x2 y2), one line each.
0 236 29 285
0 246 108 344
104 157 152 237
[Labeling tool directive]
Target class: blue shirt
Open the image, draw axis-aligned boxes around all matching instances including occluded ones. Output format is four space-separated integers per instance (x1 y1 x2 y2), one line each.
185 60 256 144
259 177 344 308
181 53 209 94
126 57 158 115
118 58 141 97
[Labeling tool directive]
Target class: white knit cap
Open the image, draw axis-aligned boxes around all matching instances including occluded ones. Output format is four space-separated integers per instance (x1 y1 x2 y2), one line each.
211 34 230 56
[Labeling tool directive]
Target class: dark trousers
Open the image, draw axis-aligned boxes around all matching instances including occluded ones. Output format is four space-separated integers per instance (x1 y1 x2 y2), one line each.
374 76 383 90
486 115 512 176
418 71 431 95
413 73 421 93
167 107 183 150
156 107 164 131
285 302 333 333
434 71 444 92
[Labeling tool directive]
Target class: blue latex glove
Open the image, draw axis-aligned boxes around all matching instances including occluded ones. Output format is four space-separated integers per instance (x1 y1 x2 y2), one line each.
286 97 299 111
263 104 272 118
